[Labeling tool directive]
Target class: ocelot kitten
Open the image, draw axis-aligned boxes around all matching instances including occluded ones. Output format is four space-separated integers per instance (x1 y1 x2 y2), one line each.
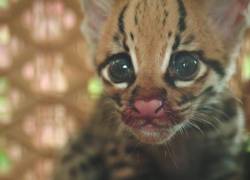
54 0 250 180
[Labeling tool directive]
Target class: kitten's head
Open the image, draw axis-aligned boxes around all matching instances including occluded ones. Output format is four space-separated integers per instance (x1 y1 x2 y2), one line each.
82 0 250 144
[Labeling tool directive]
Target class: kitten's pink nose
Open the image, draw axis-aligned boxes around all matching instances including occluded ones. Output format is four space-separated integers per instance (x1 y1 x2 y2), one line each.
134 99 164 118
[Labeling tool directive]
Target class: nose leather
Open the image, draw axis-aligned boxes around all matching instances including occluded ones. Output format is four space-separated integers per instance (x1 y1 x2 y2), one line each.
134 99 164 118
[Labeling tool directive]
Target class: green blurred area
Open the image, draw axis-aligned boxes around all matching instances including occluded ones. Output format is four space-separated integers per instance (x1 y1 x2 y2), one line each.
244 55 250 80
88 77 103 99
0 0 8 9
0 78 8 94
0 150 11 174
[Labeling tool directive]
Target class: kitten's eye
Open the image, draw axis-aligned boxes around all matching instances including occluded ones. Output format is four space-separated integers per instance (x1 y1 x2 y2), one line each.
108 53 135 84
169 51 200 81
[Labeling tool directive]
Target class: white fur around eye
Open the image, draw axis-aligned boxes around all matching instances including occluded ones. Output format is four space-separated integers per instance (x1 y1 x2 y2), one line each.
101 67 129 89
175 61 207 88
130 48 139 74
161 37 175 73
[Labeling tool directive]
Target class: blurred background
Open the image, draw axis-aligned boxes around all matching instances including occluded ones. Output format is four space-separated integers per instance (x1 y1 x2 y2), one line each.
0 0 249 180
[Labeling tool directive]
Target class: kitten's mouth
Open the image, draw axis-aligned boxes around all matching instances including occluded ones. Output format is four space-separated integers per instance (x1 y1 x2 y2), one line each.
122 107 182 144
130 122 174 144
120 98 183 144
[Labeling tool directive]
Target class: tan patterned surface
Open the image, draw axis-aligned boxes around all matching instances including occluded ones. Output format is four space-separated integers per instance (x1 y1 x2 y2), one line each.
0 0 96 179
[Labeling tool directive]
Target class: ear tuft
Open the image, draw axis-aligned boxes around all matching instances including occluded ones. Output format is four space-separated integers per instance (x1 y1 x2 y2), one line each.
205 0 250 49
81 0 114 51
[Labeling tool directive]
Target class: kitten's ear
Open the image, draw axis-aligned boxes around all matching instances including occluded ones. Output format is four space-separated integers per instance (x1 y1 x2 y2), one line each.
81 0 115 50
204 0 250 49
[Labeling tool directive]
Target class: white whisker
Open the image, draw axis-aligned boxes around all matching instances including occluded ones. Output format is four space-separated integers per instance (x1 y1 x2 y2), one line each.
186 121 204 135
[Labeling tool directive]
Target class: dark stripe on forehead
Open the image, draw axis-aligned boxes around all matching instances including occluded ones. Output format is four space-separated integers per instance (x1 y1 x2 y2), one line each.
176 0 187 32
118 4 130 52
173 34 181 50
172 0 186 50
118 4 128 34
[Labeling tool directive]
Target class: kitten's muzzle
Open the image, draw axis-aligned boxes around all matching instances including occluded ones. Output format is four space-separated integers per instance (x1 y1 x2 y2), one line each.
122 98 179 129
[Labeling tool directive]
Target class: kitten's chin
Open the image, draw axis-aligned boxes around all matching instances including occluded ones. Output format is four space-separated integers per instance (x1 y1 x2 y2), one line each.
129 124 177 145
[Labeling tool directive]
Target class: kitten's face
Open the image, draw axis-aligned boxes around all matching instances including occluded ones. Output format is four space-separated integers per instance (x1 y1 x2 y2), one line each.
87 0 248 144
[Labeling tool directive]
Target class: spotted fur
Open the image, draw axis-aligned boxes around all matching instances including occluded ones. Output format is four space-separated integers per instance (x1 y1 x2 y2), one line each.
54 0 250 180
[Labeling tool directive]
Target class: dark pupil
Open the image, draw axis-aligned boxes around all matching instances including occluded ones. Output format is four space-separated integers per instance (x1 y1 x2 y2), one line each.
171 52 199 81
109 56 134 83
